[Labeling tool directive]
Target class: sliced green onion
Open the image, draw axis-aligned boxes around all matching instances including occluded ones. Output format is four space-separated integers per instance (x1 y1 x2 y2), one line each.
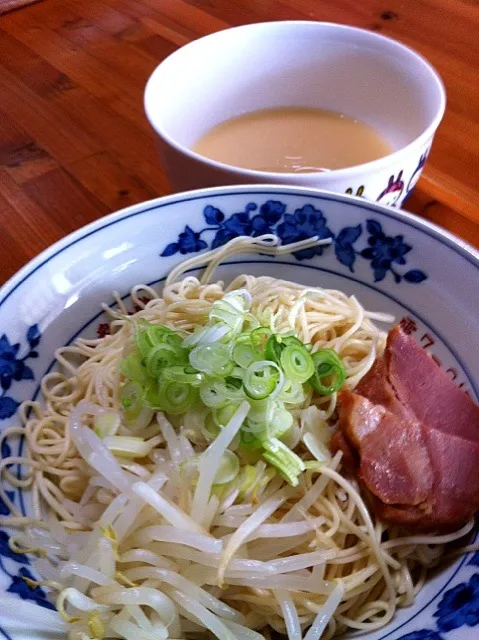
200 380 244 408
189 343 234 377
280 343 314 383
124 405 154 432
243 360 283 400
232 341 257 369
250 327 271 353
121 381 144 420
262 437 306 486
157 381 197 414
144 382 162 409
239 430 263 452
146 343 180 377
183 324 231 348
94 412 120 438
222 289 252 310
210 299 244 331
213 451 240 485
244 398 275 439
308 349 347 396
214 403 241 427
146 324 182 348
238 464 257 498
103 435 152 458
135 326 154 359
120 353 148 385
265 334 304 364
269 404 294 438
278 379 306 405
226 373 243 388
200 412 221 441
162 365 204 386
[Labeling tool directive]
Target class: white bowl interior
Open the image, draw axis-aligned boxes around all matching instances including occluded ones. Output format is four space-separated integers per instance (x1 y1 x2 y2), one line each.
146 22 445 153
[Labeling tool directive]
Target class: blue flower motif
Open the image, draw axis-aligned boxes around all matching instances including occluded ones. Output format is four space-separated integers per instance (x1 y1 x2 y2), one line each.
434 574 479 632
276 204 334 259
203 205 225 226
0 325 40 420
6 567 55 610
0 330 36 391
159 199 427 283
360 219 423 283
468 552 479 567
250 201 286 235
0 335 24 392
161 225 208 257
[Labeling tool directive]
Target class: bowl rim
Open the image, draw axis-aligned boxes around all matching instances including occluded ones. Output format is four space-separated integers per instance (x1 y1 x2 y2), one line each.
144 20 447 181
1 185 477 310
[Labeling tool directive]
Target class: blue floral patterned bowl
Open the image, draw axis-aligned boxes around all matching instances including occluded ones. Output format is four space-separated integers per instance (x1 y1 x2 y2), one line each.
0 185 478 640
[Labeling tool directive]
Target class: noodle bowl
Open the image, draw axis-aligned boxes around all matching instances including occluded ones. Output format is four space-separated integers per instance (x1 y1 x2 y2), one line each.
0 235 474 640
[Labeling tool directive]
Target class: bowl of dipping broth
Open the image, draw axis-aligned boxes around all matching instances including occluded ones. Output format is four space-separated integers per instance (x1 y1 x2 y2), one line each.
144 21 445 207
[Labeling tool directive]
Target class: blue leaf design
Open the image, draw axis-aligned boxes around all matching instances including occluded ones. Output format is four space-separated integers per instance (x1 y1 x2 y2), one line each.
21 365 34 381
468 552 479 567
212 228 236 249
0 335 20 358
0 396 19 420
26 325 40 348
397 631 443 640
161 242 179 257
335 244 356 272
203 205 224 225
403 269 428 283
335 224 362 271
366 219 384 237
336 224 362 246
373 266 388 282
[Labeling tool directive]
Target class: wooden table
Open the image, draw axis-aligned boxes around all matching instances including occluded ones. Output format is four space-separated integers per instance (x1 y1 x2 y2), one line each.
0 0 478 284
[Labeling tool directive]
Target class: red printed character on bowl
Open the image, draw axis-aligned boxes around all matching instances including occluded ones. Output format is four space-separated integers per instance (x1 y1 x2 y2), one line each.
376 171 404 207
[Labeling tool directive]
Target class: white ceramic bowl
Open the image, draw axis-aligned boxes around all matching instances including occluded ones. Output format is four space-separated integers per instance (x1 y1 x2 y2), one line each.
144 21 446 207
0 186 478 640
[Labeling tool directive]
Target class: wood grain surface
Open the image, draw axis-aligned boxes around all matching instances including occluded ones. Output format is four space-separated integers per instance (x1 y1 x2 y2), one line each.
0 0 478 284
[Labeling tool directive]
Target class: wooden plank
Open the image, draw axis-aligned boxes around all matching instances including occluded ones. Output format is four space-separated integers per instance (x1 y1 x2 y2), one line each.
1 20 145 123
406 187 479 249
22 167 109 233
67 151 158 211
0 110 59 183
0 204 31 284
50 85 169 193
0 58 100 165
0 28 167 193
100 0 196 44
0 170 63 261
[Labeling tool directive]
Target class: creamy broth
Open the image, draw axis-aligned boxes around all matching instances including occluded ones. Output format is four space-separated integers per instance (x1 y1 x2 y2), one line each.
193 107 393 173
